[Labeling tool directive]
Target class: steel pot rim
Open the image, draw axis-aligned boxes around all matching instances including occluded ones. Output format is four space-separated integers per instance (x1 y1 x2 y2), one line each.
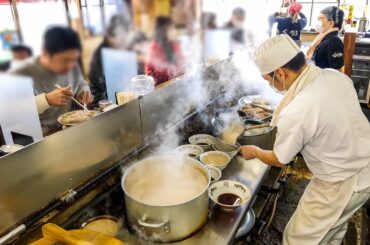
121 155 211 207
242 126 275 136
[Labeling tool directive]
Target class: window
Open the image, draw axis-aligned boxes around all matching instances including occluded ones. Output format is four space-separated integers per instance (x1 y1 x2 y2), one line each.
16 0 68 55
80 0 127 37
81 0 104 36
0 1 17 62
299 0 340 28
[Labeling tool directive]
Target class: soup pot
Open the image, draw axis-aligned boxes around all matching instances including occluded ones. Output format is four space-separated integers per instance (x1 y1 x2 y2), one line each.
121 156 210 242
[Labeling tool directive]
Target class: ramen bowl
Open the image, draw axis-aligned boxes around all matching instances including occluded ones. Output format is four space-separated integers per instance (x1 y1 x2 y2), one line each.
206 165 222 183
199 151 230 170
209 180 251 210
175 144 204 159
189 134 216 151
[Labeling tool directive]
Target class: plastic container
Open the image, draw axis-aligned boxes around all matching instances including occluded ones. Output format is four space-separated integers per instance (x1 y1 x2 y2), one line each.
130 75 154 96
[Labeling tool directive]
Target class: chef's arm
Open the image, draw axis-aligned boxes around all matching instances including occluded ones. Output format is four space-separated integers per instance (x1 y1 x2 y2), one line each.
240 145 285 168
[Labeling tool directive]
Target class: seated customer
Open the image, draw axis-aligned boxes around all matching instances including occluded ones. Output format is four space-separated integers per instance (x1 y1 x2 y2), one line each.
223 7 246 45
10 26 92 136
89 14 131 104
0 44 33 72
145 16 185 86
127 31 149 75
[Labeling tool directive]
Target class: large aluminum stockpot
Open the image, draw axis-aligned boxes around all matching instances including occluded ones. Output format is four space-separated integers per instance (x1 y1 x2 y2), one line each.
121 156 210 242
236 127 277 150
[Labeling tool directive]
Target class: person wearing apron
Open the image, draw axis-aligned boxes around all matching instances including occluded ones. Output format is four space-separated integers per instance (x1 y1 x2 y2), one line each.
240 34 370 244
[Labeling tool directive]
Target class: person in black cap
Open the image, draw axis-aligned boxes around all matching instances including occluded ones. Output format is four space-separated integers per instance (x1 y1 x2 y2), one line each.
0 44 33 72
224 7 246 44
269 2 307 44
306 6 345 71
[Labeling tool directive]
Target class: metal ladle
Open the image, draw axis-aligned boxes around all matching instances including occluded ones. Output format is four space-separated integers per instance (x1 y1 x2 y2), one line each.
233 198 241 206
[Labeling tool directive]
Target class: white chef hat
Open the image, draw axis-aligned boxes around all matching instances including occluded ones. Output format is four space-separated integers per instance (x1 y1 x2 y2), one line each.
253 34 301 75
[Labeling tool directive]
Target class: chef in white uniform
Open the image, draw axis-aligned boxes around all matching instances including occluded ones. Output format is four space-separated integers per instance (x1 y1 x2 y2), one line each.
240 34 370 244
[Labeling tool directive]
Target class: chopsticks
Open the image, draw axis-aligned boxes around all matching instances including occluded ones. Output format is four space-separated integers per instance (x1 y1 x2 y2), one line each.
54 84 88 112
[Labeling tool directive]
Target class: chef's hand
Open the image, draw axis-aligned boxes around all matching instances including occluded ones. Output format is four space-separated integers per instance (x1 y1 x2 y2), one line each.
239 145 259 160
45 86 73 106
240 146 285 168
77 91 93 105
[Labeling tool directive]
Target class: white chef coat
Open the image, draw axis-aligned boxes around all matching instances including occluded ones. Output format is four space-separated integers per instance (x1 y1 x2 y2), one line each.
274 68 370 191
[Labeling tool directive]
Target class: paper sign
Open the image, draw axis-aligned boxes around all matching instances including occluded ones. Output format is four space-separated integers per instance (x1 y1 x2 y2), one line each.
102 48 138 102
203 30 231 61
0 75 42 144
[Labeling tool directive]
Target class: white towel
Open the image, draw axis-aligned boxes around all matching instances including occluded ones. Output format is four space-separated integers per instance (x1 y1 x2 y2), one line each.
270 64 321 126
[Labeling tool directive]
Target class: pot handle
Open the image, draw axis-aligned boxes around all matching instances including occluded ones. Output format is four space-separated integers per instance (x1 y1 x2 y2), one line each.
138 218 171 233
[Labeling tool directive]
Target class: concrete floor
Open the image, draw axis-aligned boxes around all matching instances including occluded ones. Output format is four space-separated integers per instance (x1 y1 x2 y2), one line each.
237 158 369 245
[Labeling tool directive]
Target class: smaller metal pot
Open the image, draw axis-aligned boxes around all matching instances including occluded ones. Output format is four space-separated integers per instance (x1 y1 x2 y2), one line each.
237 126 276 150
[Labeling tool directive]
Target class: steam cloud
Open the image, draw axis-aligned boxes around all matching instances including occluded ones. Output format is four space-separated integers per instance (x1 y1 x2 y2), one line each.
119 3 284 241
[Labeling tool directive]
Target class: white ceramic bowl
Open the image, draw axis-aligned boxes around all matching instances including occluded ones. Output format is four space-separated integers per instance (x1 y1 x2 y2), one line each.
175 144 204 158
209 180 251 210
0 144 24 154
189 134 216 151
199 151 230 170
206 165 222 183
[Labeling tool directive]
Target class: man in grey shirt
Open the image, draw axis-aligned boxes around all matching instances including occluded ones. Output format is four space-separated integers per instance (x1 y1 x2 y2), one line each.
10 26 92 136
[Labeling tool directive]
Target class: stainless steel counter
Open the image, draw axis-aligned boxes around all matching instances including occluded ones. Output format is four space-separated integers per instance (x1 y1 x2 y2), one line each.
177 157 269 245
116 157 269 245
0 58 270 245
0 100 143 236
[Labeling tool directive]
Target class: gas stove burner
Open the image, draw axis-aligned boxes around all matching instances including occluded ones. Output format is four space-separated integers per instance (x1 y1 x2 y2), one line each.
81 215 122 237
